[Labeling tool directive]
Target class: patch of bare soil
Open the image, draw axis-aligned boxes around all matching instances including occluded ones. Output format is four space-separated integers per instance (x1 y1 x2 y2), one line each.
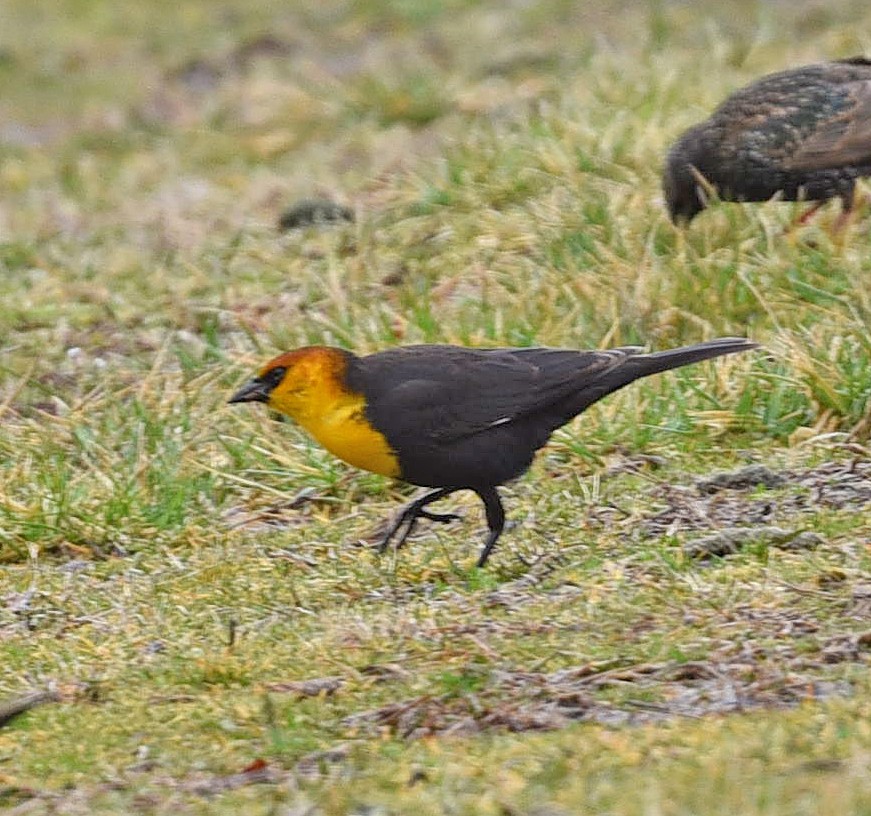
640 459 871 539
221 488 331 533
341 630 869 738
683 526 825 558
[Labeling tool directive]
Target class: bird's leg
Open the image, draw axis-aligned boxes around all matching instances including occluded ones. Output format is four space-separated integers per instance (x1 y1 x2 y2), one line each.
378 487 458 553
417 508 463 524
781 201 825 240
832 208 852 235
830 188 868 235
784 191 864 238
793 200 825 227
473 487 506 567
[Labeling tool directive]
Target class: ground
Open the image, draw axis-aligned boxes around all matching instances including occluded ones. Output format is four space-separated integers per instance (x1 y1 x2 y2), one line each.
1 0 871 813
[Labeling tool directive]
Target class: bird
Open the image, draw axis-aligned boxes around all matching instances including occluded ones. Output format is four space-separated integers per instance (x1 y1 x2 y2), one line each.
229 337 757 567
664 57 871 227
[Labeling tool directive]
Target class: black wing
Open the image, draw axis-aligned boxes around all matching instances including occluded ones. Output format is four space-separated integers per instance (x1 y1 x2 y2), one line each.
350 345 639 445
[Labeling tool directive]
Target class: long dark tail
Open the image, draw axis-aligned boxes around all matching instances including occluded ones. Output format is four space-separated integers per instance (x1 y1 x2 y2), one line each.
626 336 758 378
553 337 758 425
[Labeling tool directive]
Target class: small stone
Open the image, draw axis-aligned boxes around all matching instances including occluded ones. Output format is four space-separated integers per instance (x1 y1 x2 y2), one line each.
278 199 354 230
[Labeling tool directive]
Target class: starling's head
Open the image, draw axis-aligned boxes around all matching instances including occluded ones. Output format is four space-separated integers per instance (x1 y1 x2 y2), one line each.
663 155 707 225
663 127 716 225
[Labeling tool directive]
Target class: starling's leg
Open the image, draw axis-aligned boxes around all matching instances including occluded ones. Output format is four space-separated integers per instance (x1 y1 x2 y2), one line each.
832 208 852 235
793 200 826 227
782 201 826 240
378 487 458 553
473 487 506 567
831 189 864 235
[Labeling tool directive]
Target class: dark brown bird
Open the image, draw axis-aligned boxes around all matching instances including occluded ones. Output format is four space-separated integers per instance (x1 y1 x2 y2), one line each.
229 337 757 567
664 57 871 226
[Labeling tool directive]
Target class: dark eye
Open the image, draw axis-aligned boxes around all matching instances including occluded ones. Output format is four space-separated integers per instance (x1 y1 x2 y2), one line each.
262 366 286 388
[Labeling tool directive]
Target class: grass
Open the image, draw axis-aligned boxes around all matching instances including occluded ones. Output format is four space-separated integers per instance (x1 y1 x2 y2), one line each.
2 0 871 812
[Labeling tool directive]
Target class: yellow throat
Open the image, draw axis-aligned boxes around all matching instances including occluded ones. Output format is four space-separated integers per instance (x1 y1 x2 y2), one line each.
266 349 401 479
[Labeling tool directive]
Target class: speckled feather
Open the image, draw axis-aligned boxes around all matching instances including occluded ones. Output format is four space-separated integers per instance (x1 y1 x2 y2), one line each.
664 57 871 222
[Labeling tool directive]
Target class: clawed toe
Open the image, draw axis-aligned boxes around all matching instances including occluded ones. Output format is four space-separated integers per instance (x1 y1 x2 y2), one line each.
418 509 462 524
376 512 411 553
376 488 460 555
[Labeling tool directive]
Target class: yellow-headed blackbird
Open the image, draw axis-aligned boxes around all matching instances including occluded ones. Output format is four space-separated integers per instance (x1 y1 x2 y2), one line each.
665 57 871 226
229 337 757 566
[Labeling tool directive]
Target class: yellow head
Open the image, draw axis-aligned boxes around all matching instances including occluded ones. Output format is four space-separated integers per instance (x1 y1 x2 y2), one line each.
228 346 400 478
228 346 352 421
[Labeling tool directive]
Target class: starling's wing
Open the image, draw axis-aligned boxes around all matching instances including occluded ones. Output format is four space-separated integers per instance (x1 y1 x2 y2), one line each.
353 345 633 445
784 79 871 171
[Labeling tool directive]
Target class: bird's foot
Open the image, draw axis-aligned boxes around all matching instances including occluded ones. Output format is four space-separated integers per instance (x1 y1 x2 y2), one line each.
377 488 458 554
376 507 416 553
475 528 503 568
417 509 462 524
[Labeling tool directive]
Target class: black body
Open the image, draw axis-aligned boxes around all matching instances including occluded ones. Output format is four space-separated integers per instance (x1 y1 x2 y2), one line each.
343 337 757 565
664 57 871 223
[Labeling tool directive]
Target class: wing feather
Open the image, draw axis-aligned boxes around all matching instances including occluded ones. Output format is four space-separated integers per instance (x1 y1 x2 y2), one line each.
785 79 871 171
353 346 637 445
